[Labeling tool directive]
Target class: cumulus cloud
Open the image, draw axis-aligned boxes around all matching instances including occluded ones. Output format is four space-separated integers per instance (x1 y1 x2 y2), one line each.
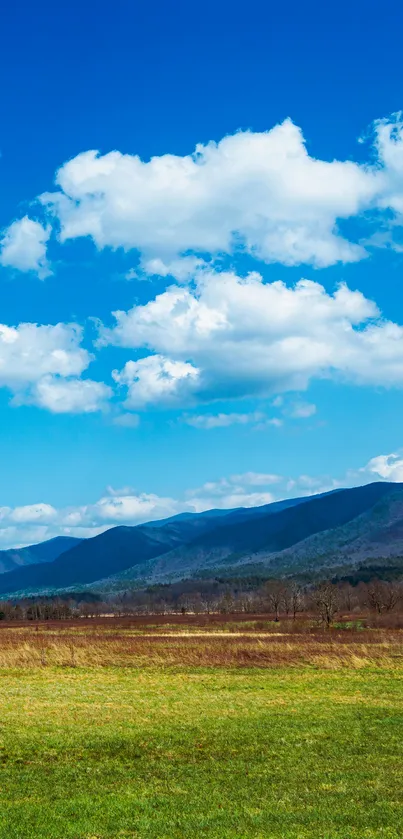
112 354 200 409
0 490 185 549
185 472 284 511
6 503 57 524
102 269 403 408
38 120 368 269
31 376 112 414
140 256 207 282
364 452 403 482
0 216 51 278
3 113 403 285
0 322 90 386
31 113 403 269
4 456 402 549
0 472 286 548
92 492 180 522
0 320 110 413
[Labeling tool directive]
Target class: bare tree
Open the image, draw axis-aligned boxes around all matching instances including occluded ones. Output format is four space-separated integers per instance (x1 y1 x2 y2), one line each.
338 583 358 612
218 591 235 613
290 583 304 620
282 585 292 616
264 581 286 622
312 582 339 627
366 580 401 614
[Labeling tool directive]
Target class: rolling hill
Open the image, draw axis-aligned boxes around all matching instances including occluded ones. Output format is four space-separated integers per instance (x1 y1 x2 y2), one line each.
0 536 83 575
0 514 229 595
146 481 403 582
1 482 403 596
0 493 324 594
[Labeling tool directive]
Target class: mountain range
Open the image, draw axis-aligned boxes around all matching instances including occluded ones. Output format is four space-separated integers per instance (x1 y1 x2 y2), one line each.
0 536 83 575
1 481 403 597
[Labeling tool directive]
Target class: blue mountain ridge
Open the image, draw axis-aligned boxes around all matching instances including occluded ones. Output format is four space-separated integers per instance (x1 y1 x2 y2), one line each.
0 482 402 595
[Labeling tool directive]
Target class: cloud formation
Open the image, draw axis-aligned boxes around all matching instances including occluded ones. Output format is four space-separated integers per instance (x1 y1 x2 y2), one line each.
3 113 403 425
0 217 51 278
0 473 281 548
103 269 403 408
0 320 110 413
287 401 317 419
20 113 400 274
183 411 266 429
32 376 112 414
112 354 199 409
4 113 403 279
364 452 403 482
2 455 400 550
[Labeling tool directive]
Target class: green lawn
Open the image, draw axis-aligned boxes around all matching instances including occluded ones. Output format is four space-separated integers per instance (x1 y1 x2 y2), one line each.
0 665 402 838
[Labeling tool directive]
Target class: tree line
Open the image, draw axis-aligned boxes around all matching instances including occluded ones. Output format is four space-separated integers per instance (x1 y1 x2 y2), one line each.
0 578 402 625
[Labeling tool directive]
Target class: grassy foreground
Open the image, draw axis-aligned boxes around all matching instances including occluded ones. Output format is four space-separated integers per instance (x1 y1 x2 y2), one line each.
0 660 403 838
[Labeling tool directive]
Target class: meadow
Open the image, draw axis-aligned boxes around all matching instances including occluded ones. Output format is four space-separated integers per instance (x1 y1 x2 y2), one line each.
0 615 402 839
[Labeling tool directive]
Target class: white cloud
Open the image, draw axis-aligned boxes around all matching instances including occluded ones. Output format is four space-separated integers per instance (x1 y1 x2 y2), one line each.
0 473 284 548
183 411 265 429
287 401 317 418
185 472 281 511
0 320 110 413
140 256 207 282
192 491 275 511
2 113 403 284
9 504 57 524
31 375 112 414
0 216 51 278
112 413 140 427
112 354 200 408
33 113 403 269
92 493 179 522
38 119 373 269
255 417 283 430
2 455 401 549
364 452 403 482
103 269 403 408
231 472 281 486
0 322 89 386
0 489 185 549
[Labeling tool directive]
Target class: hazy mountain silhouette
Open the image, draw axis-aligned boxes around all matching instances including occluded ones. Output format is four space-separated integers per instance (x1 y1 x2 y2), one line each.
0 536 83 575
0 482 402 595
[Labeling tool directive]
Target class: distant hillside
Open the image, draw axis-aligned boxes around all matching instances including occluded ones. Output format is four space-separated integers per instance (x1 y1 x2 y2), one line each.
0 515 224 595
0 492 322 594
0 536 83 575
1 482 403 596
146 492 332 529
144 481 402 583
252 489 403 577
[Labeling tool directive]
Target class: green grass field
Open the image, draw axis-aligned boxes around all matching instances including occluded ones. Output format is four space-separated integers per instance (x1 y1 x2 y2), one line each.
0 659 402 839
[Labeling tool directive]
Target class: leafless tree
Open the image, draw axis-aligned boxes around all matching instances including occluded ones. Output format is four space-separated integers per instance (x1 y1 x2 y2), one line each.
366 581 401 614
289 583 304 619
338 583 358 612
312 582 339 627
218 591 236 613
264 581 286 621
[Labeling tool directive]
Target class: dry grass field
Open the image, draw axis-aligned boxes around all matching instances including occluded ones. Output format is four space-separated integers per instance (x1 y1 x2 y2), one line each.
0 615 402 838
0 613 402 668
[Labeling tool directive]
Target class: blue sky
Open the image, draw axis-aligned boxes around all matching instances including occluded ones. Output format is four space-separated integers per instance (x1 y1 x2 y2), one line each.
1 0 403 547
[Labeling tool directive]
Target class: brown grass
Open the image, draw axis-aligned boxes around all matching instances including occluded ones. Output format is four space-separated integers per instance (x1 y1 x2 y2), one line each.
0 615 402 669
